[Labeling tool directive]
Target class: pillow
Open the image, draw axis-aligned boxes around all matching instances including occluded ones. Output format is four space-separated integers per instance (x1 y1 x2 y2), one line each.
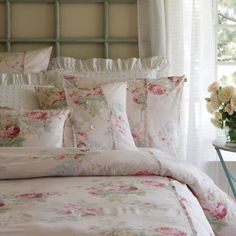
0 109 69 147
0 47 52 74
35 86 67 109
127 76 185 156
34 86 73 147
65 81 137 151
0 85 40 110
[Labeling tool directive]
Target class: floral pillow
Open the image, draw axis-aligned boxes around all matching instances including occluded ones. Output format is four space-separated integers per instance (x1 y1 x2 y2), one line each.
127 76 185 156
0 47 52 74
34 86 73 147
65 81 137 151
35 87 67 109
0 109 69 147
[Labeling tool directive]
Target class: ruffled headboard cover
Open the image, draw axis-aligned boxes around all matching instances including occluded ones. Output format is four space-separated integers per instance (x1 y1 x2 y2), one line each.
49 56 169 80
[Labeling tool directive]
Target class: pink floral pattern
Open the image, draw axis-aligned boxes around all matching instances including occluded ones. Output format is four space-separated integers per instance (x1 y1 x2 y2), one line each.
65 82 137 150
127 76 185 156
0 109 69 147
35 87 67 109
0 148 235 235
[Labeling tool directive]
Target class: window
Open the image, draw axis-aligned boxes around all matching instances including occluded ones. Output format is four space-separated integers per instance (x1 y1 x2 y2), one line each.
217 0 236 83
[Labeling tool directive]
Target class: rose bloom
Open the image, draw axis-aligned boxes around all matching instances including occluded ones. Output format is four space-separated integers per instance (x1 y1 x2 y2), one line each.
208 81 218 92
27 111 49 121
148 83 166 95
210 91 221 110
4 125 20 139
213 202 227 220
214 111 222 120
206 101 215 113
231 94 236 111
218 86 235 103
225 103 234 115
211 118 222 128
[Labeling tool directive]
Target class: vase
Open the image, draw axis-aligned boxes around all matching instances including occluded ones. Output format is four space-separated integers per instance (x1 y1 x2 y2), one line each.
225 127 236 147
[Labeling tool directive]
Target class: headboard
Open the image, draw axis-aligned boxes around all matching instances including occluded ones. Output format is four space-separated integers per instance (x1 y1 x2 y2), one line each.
0 0 138 59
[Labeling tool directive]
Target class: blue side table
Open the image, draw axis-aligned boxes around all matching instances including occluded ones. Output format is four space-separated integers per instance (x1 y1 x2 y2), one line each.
213 140 236 199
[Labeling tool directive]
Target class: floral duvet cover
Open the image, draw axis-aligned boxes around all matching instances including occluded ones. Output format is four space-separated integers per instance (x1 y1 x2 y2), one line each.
0 148 235 236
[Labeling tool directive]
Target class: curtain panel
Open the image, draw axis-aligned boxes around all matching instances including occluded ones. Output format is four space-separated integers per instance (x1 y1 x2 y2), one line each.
138 0 218 182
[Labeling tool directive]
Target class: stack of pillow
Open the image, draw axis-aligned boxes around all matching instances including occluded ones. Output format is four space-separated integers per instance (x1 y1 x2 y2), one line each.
0 47 185 157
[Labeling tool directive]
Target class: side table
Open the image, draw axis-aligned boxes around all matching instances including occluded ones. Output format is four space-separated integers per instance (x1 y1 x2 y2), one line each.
213 140 236 199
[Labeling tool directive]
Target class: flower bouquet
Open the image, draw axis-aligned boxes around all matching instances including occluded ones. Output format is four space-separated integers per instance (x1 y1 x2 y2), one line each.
206 81 236 146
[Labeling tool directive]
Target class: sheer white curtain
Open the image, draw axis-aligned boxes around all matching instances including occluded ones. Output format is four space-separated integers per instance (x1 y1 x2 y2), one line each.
138 0 218 181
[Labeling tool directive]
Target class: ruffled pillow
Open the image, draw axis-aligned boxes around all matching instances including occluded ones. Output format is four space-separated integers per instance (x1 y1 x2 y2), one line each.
0 109 69 147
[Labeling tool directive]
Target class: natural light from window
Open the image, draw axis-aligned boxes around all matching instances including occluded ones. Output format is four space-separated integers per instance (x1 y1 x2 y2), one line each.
217 0 236 84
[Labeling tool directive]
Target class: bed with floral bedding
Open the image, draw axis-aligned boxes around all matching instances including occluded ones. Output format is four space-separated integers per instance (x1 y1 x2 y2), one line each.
0 147 236 236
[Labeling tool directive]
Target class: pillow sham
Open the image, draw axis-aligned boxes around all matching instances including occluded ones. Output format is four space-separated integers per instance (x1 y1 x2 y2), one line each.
0 109 69 147
34 86 73 147
35 86 67 109
0 47 52 74
0 85 40 110
127 76 185 156
65 81 137 151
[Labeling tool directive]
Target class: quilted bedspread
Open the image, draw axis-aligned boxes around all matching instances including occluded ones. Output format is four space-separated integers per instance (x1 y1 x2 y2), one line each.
0 148 235 236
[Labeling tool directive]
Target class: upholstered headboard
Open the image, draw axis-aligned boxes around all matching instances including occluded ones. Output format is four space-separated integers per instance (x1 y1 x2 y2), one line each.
0 0 138 59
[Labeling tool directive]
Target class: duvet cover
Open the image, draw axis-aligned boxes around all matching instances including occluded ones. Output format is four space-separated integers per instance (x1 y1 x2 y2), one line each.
0 147 235 236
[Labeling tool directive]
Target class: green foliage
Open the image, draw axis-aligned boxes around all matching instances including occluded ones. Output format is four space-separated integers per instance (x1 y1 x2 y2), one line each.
217 0 236 61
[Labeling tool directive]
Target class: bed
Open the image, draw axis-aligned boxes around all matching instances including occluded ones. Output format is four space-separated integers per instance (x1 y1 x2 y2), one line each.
0 1 236 236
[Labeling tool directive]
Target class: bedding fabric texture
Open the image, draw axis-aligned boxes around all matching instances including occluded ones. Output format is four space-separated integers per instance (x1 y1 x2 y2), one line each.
34 86 74 147
0 109 69 147
64 80 137 151
0 85 40 110
0 47 52 74
0 147 235 236
47 57 183 156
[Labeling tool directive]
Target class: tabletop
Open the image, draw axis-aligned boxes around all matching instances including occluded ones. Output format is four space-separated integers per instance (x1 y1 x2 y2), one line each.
213 139 236 153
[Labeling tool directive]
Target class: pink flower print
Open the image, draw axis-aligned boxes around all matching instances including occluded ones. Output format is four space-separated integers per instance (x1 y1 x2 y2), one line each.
135 170 155 176
3 125 20 139
15 192 44 199
132 133 141 145
132 88 145 104
213 202 228 220
148 83 166 95
155 227 187 236
92 86 103 96
141 180 165 187
168 76 183 83
76 131 88 147
117 115 125 122
27 111 49 121
63 75 75 80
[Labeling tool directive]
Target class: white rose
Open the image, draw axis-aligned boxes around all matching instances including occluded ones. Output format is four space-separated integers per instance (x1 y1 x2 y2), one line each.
225 103 234 115
230 94 236 111
218 86 235 103
210 91 221 110
206 101 215 113
211 118 222 129
208 81 218 92
214 111 222 120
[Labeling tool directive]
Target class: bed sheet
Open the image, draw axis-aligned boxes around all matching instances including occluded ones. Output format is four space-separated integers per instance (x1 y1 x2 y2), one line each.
0 147 236 236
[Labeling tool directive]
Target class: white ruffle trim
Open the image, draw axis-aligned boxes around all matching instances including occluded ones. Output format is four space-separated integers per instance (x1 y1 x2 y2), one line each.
49 56 169 79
